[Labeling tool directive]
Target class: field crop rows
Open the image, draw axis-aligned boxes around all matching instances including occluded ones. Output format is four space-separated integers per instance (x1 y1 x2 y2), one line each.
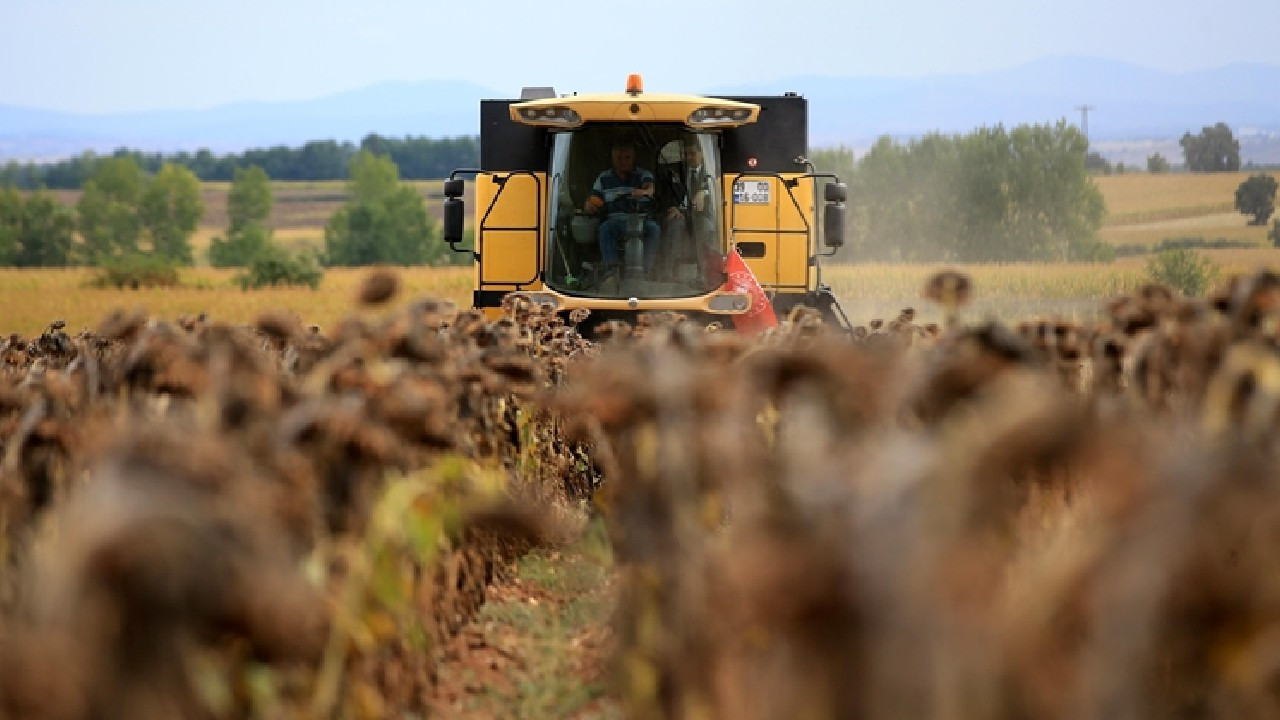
5 265 1280 717
1093 172 1258 218
1 170 1279 718
0 274 596 719
558 269 1280 719
1095 171 1278 249
7 249 1280 337
0 267 474 337
0 263 1161 337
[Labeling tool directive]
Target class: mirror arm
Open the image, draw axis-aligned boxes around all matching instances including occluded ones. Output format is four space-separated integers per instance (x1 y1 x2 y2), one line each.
443 168 481 258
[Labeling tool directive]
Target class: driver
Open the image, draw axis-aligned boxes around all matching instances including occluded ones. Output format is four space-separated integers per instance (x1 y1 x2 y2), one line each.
584 140 661 276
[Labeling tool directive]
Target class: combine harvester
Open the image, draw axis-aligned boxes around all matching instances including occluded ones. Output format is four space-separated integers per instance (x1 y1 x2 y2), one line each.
440 74 851 333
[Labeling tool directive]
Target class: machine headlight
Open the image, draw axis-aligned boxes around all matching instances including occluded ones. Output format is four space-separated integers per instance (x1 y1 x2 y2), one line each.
515 105 581 127
687 106 753 126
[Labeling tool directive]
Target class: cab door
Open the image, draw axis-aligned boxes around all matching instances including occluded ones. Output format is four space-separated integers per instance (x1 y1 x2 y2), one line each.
475 172 545 293
726 173 814 294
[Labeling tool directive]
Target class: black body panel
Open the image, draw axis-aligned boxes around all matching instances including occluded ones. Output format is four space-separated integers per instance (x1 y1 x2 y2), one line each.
716 94 808 174
480 100 549 171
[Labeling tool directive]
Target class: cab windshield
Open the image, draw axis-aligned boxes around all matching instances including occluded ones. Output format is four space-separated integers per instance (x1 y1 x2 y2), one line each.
545 124 723 299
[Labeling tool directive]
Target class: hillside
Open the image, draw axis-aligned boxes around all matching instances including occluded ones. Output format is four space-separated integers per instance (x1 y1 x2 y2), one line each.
3 57 1278 163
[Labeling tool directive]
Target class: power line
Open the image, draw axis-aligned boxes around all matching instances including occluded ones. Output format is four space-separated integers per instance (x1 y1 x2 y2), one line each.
1075 104 1096 143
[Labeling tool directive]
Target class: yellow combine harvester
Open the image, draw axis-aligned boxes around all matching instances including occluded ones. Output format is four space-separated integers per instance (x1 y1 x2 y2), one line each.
440 74 850 331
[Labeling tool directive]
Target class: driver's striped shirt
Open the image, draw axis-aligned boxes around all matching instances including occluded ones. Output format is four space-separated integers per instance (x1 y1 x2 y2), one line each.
590 168 654 218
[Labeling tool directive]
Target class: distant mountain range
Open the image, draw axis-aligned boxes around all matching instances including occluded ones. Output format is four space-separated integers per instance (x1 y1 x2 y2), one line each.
3 57 1279 164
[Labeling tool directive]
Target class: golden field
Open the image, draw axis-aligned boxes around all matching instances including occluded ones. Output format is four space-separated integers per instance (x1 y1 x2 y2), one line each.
0 267 473 337
1095 170 1278 248
4 170 1276 336
7 249 1280 337
826 248 1280 324
1095 172 1245 220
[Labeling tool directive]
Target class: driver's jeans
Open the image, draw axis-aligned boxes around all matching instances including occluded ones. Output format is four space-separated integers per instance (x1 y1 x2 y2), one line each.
598 216 661 271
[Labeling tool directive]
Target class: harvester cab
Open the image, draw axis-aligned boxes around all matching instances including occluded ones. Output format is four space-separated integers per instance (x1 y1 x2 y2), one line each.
441 74 851 332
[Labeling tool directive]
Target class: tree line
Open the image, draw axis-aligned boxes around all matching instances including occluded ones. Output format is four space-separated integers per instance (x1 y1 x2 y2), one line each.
810 120 1280 262
0 151 464 276
3 120 1270 271
812 121 1109 262
0 159 203 268
0 135 480 190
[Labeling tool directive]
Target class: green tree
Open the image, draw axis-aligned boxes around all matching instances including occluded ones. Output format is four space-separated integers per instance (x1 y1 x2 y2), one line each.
852 122 1104 262
0 189 76 267
1234 173 1278 226
210 166 274 267
1147 248 1219 296
810 146 857 257
15 191 75 267
360 133 394 159
850 133 960 261
0 187 20 265
325 151 437 266
235 244 323 289
138 163 203 264
209 224 270 268
348 150 400 204
1147 153 1171 173
77 155 144 262
226 165 272 234
1180 123 1241 172
809 146 856 186
1085 151 1113 174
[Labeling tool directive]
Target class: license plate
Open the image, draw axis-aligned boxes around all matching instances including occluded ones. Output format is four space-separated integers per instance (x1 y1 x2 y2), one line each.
733 180 771 204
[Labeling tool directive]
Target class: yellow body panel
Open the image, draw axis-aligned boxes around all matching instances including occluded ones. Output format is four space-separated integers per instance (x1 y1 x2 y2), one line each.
474 172 545 290
725 173 815 292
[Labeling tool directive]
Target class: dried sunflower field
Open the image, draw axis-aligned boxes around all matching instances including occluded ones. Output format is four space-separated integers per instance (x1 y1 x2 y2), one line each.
5 265 1280 720
0 271 595 719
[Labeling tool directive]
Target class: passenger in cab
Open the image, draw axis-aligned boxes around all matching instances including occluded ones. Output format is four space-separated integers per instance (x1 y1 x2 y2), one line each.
583 140 661 276
656 139 716 278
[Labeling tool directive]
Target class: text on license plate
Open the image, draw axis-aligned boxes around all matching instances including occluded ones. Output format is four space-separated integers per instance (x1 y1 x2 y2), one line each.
733 180 771 204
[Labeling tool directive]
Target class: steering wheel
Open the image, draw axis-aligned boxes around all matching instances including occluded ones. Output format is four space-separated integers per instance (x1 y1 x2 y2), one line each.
576 192 651 217
625 193 652 215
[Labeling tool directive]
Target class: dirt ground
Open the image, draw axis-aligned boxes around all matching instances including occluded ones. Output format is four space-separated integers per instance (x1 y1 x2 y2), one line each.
428 523 621 719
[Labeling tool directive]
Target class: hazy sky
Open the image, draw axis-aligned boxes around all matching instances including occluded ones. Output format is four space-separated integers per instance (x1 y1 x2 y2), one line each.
3 0 1278 114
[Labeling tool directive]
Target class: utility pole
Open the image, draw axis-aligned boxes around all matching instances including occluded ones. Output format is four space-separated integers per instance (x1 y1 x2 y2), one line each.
1075 104 1095 143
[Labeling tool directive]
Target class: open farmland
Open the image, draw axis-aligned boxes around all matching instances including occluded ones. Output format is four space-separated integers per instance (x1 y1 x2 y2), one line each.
4 241 1280 338
1096 170 1278 249
0 267 472 337
4 172 1280 719
0 261 1198 337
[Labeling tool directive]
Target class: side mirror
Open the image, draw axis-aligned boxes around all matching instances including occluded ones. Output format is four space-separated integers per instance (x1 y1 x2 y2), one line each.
824 182 848 203
443 194 465 245
443 178 465 198
823 201 846 249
